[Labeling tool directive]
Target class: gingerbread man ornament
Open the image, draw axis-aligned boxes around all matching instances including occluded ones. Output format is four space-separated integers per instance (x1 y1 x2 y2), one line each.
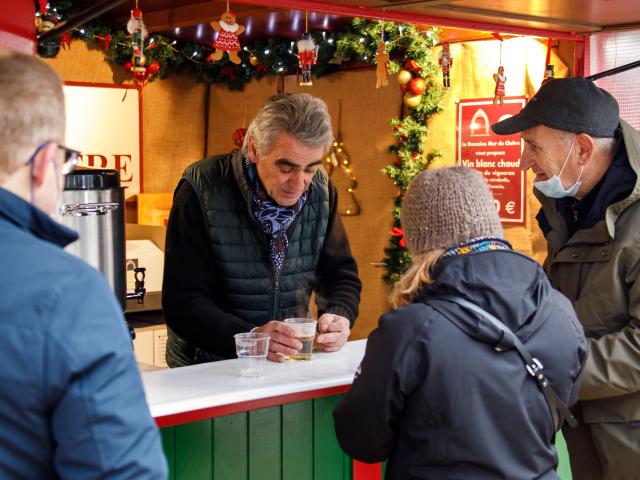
210 11 245 64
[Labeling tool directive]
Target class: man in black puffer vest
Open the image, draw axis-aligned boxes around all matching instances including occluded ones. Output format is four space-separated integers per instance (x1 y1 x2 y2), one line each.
163 93 362 367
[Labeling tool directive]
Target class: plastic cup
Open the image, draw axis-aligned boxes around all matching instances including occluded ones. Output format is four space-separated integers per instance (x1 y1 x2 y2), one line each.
234 332 270 377
284 318 317 361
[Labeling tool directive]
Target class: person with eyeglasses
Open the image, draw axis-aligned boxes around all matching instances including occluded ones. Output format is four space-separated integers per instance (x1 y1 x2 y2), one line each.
0 52 167 478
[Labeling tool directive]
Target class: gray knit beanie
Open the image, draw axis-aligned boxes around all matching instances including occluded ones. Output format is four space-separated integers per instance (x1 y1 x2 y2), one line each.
400 166 503 255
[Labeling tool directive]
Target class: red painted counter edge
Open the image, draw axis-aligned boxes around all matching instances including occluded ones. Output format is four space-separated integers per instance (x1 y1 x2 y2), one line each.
155 384 350 427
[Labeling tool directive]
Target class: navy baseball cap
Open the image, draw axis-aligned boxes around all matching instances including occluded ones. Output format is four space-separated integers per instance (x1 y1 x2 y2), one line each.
491 77 620 138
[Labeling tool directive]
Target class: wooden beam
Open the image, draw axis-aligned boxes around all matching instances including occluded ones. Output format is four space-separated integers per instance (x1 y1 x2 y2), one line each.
231 0 587 40
376 0 458 8
142 1 267 31
428 5 601 31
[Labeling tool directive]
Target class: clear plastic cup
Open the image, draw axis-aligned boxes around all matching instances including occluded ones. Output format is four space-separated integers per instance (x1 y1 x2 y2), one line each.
284 318 317 361
234 332 270 377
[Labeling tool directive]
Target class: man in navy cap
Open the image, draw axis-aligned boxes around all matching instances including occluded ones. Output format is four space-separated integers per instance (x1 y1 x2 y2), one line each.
492 77 640 480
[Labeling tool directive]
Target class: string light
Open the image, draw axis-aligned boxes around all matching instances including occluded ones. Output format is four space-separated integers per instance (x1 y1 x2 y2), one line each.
324 100 360 216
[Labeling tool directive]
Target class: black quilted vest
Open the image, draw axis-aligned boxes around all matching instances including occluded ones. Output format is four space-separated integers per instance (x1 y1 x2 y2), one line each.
184 151 330 325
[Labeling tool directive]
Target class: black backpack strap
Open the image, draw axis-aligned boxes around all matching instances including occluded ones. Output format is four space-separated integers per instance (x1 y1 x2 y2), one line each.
429 294 577 431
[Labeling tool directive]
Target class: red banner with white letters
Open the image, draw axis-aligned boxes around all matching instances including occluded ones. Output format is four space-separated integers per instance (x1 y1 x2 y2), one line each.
456 97 526 225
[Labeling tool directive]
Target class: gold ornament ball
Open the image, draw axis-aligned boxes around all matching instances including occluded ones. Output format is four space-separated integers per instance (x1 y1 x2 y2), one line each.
249 53 258 66
397 69 413 85
403 92 422 108
134 53 147 67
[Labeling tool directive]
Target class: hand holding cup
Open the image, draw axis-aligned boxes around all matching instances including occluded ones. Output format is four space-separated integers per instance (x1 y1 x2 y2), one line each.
254 320 301 362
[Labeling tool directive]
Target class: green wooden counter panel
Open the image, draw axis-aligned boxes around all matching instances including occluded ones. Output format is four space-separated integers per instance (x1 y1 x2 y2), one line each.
160 394 572 480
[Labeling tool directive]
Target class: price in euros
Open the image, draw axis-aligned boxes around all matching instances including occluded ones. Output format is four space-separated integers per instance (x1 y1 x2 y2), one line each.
505 201 516 215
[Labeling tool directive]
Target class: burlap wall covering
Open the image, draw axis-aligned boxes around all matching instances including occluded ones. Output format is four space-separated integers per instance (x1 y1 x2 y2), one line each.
46 37 566 339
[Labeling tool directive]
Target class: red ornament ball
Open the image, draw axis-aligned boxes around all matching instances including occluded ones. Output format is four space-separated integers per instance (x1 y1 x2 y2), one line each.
133 70 148 82
408 77 427 95
124 61 133 71
404 60 422 74
148 60 160 76
232 127 247 147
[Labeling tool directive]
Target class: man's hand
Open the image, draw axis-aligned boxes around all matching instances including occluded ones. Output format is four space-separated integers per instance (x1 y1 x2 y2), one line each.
254 321 301 362
316 313 350 352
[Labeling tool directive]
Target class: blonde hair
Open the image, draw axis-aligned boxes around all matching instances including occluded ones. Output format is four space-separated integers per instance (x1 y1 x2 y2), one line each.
389 248 445 308
0 52 65 182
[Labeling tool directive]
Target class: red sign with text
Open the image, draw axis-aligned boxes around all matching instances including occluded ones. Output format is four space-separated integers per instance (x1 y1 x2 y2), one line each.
457 97 526 225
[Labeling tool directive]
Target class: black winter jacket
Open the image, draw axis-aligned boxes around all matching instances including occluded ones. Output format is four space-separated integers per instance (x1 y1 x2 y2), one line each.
334 250 587 480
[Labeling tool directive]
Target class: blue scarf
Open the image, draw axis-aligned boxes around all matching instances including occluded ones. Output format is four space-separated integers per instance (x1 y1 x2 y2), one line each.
440 236 512 259
245 159 308 274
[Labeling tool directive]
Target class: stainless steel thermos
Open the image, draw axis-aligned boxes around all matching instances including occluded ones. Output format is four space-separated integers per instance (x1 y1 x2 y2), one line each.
60 169 126 309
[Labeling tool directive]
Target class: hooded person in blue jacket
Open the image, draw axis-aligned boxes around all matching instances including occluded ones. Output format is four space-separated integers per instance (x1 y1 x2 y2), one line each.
334 166 588 479
0 52 167 478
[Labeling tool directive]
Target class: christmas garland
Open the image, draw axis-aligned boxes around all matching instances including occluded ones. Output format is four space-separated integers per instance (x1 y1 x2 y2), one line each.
335 20 445 284
38 4 444 284
38 1 342 90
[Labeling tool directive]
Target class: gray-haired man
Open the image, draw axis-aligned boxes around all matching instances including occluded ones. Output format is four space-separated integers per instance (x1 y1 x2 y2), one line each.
163 93 362 367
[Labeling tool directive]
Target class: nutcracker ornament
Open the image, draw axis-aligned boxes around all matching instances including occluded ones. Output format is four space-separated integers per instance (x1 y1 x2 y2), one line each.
297 32 318 86
209 8 245 64
126 4 148 74
35 3 62 58
438 42 453 88
493 66 506 105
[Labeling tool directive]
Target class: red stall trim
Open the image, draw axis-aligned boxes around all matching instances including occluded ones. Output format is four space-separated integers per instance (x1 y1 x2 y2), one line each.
155 384 351 428
353 460 383 480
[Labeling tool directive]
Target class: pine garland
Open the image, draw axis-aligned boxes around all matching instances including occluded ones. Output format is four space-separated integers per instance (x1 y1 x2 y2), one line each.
40 1 341 90
336 20 445 284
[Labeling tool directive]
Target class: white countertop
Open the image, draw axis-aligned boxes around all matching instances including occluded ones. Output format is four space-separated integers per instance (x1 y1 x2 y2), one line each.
142 339 366 419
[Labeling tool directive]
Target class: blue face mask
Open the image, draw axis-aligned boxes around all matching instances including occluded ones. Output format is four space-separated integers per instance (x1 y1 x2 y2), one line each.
533 136 583 198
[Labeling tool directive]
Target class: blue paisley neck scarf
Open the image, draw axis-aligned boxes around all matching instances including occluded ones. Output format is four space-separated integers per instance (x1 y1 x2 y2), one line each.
244 159 308 274
440 236 512 259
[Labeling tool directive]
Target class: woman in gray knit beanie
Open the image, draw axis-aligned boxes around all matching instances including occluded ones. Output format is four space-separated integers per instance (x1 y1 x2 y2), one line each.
392 166 504 306
335 166 587 480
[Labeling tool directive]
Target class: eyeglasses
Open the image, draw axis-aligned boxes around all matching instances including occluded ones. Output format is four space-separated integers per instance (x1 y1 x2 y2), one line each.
27 141 81 175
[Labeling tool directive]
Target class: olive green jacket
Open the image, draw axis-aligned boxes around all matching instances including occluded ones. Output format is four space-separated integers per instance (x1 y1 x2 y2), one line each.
536 120 640 424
